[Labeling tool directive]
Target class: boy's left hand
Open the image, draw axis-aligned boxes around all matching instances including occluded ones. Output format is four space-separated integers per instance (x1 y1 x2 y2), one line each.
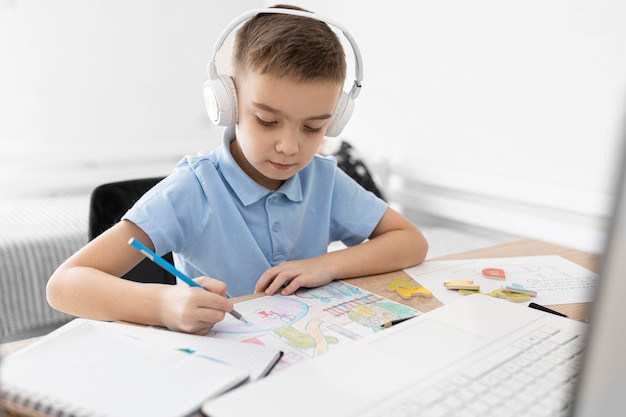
255 258 333 296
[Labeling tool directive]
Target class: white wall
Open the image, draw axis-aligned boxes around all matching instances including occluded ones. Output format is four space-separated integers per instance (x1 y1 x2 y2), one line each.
3 1 625 253
0 0 258 197
287 0 626 253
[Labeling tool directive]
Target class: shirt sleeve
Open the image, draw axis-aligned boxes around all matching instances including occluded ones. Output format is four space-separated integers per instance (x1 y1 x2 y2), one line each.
329 167 388 247
122 162 207 257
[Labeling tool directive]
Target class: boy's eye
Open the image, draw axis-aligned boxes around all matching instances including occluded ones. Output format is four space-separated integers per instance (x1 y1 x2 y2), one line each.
304 125 323 134
256 117 276 127
255 116 323 134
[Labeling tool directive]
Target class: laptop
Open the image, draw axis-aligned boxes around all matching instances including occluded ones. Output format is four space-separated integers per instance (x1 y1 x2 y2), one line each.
202 147 626 416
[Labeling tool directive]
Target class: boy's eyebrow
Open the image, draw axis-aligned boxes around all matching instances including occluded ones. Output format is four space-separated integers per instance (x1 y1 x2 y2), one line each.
252 101 333 120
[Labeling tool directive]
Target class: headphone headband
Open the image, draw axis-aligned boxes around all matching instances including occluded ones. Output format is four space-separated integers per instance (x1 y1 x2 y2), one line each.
208 8 363 100
203 8 363 136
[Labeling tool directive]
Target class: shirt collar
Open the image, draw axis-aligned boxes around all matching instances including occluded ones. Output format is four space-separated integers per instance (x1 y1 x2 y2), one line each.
218 127 303 206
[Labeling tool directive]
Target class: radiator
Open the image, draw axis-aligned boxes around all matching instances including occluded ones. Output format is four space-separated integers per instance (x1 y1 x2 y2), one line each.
0 196 89 339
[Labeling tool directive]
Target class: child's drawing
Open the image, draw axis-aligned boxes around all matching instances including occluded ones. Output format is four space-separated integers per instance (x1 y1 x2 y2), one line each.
294 281 362 302
209 281 420 370
348 301 415 328
212 297 309 334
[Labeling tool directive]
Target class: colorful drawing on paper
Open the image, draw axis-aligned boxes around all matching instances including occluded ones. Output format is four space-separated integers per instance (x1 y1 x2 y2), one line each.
210 281 421 370
272 318 339 356
212 297 309 334
347 301 416 328
294 281 362 302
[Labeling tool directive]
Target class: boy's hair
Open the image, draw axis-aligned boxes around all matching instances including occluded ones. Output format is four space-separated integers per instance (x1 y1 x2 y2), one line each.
232 4 346 84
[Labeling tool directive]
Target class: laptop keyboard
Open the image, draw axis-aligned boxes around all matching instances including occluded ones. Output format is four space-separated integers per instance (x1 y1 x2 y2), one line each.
375 325 585 417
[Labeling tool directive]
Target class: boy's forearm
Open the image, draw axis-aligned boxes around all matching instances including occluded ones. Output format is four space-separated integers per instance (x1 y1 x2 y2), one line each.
47 265 167 326
325 228 428 280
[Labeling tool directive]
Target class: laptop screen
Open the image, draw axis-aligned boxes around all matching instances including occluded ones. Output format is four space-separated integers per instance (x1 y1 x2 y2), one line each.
572 124 626 416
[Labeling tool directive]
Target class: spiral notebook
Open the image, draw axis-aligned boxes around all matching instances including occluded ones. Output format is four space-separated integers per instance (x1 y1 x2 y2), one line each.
0 319 281 417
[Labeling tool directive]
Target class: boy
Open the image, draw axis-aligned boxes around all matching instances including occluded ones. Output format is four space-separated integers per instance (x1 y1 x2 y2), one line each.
47 5 428 335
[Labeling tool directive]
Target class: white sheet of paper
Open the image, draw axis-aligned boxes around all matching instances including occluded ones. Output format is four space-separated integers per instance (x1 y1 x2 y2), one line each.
404 255 598 306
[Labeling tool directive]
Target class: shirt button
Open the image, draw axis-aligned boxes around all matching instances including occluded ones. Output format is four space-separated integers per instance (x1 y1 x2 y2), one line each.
272 222 280 232
268 196 276 204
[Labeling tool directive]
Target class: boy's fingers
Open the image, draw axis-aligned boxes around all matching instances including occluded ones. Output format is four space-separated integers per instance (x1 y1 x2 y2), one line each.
193 276 227 295
266 270 297 295
254 268 277 293
187 277 233 313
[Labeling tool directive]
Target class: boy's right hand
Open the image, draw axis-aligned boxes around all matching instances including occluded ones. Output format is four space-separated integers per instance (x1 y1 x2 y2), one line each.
157 276 233 335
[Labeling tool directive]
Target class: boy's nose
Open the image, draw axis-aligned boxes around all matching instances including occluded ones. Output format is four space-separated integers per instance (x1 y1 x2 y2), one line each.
275 134 299 155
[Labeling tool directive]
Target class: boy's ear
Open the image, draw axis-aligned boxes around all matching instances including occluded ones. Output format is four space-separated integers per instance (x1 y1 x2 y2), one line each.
203 74 238 126
326 91 355 137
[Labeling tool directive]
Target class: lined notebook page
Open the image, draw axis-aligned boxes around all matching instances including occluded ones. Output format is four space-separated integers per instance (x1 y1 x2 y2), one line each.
0 320 248 417
95 320 282 380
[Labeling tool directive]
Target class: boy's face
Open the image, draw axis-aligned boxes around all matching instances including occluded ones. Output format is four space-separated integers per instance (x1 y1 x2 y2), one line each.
232 70 342 190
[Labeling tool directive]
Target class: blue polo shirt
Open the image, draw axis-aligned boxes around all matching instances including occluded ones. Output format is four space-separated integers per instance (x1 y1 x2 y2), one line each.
123 127 388 296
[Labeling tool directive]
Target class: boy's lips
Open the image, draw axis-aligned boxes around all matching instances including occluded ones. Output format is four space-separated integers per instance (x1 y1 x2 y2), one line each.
270 161 295 171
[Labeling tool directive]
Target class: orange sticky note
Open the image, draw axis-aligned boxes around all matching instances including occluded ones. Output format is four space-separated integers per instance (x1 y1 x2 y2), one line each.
482 268 506 280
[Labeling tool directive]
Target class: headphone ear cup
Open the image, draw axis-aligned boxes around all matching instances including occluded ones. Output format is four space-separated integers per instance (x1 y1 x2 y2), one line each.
203 74 238 126
325 91 354 137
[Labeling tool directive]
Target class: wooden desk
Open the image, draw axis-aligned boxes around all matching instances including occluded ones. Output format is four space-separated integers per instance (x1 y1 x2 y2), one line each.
343 238 598 322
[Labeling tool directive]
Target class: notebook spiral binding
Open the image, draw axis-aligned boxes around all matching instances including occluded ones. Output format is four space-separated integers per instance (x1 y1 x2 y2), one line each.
1 389 90 417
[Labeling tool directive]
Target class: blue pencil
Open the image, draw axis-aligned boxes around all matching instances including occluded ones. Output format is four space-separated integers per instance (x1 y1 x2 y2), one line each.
128 238 247 323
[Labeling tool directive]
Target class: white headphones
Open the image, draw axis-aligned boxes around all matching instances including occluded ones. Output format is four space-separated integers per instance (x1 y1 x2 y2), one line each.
203 8 363 137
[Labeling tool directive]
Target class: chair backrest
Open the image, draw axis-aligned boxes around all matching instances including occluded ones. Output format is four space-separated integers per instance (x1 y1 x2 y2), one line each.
327 141 386 201
88 177 175 285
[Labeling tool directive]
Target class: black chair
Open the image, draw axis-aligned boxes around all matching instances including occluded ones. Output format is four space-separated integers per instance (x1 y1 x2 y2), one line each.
326 140 386 201
88 177 175 285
